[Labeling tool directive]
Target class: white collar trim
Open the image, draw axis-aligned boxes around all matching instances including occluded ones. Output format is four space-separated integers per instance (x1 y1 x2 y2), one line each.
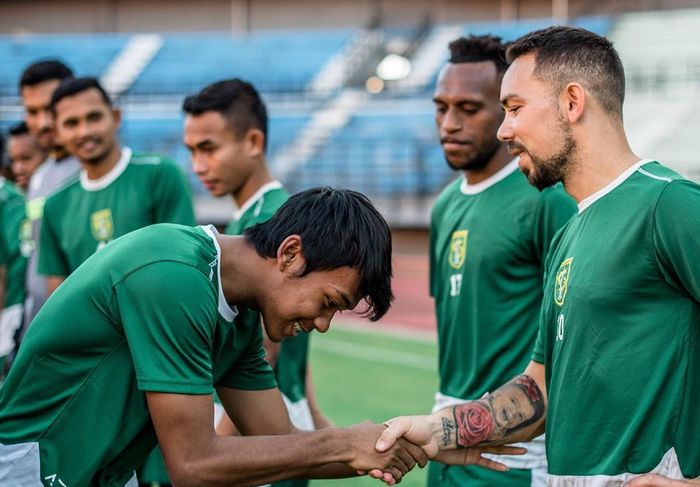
232 180 283 220
201 224 238 322
80 147 132 192
459 158 519 195
577 159 653 213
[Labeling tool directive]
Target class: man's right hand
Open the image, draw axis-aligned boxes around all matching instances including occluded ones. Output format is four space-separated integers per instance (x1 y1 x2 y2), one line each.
344 421 429 484
373 414 526 470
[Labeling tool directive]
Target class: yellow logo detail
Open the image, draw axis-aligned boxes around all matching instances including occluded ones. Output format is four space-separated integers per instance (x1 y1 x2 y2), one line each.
449 230 468 269
26 197 46 221
554 257 573 306
91 209 114 242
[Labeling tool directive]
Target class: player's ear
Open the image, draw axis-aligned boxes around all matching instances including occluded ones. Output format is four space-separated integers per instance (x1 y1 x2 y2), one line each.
561 82 585 124
276 235 305 275
112 108 122 128
245 128 265 158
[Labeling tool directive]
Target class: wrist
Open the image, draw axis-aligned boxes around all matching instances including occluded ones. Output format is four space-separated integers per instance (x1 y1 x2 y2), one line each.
322 427 355 464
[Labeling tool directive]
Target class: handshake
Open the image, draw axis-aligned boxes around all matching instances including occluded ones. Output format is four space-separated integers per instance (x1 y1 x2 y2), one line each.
344 412 526 485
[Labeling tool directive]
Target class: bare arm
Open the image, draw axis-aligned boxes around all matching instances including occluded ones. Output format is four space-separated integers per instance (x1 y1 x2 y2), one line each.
148 389 426 487
46 276 65 296
375 361 546 465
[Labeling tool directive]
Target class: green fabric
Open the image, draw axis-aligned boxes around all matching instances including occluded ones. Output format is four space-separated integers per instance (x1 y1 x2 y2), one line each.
430 167 575 400
533 161 700 478
0 179 27 307
427 460 533 486
139 185 301 486
0 224 275 486
38 151 195 277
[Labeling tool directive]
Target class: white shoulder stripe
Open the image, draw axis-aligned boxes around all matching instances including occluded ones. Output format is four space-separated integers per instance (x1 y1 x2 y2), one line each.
637 167 672 183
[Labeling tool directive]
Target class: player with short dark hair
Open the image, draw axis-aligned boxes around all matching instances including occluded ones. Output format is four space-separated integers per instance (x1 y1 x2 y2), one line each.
375 26 700 487
15 59 80 360
19 59 74 153
427 34 575 487
37 76 195 294
7 122 46 191
0 187 456 486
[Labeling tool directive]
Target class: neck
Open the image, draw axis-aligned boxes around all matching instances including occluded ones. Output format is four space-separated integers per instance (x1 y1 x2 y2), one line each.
562 122 640 203
83 144 122 180
216 234 266 308
52 145 69 162
232 160 273 208
463 144 512 185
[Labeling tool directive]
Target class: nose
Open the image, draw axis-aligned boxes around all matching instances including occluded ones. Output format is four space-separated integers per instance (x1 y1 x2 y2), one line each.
37 110 53 131
191 153 208 176
313 311 335 334
441 106 462 134
497 115 513 142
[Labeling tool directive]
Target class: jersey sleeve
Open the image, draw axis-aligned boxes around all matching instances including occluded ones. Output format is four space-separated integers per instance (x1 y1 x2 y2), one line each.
215 308 276 391
152 162 196 226
653 180 700 303
532 185 577 263
115 261 218 394
37 197 70 277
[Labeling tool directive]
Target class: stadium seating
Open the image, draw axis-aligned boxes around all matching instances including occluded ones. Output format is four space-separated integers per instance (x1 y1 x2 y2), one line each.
0 33 128 96
282 99 452 197
129 30 354 95
2 12 698 218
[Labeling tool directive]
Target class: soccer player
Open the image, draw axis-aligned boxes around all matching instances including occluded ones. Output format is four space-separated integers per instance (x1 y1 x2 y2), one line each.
38 77 195 294
7 122 46 191
0 150 27 375
427 36 575 486
182 79 330 487
0 188 443 486
17 59 79 336
374 26 700 486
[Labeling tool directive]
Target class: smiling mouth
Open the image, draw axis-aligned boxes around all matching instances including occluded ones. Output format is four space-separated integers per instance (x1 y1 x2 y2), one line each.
293 321 310 335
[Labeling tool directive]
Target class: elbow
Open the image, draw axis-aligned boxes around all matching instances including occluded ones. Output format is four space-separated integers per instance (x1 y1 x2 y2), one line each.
167 459 213 487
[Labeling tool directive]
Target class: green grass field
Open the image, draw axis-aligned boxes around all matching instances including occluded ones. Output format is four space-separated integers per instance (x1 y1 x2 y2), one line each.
309 321 438 487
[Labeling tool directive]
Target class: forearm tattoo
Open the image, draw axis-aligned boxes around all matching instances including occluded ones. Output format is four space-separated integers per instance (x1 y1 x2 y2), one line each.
452 375 545 448
440 417 456 447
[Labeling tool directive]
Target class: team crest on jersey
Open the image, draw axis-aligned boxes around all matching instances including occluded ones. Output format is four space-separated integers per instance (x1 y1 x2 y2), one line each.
19 219 33 257
449 230 468 269
554 257 573 306
91 209 114 242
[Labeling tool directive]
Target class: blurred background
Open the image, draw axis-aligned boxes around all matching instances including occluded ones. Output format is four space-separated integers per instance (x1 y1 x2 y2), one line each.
1 2 698 484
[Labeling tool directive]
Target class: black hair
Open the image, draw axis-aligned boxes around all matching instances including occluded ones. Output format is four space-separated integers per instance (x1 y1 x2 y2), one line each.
506 26 625 118
182 78 269 152
448 35 509 74
50 77 113 113
244 187 393 321
19 59 73 90
8 121 30 137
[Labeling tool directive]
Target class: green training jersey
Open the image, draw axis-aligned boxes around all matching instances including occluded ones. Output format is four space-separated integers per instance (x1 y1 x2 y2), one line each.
0 224 276 486
225 182 308 403
533 160 700 484
0 179 27 309
38 147 195 277
0 179 27 360
429 160 575 483
430 160 575 400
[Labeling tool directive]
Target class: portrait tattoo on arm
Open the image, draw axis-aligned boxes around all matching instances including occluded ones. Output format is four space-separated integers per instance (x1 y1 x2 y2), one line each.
452 375 545 448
